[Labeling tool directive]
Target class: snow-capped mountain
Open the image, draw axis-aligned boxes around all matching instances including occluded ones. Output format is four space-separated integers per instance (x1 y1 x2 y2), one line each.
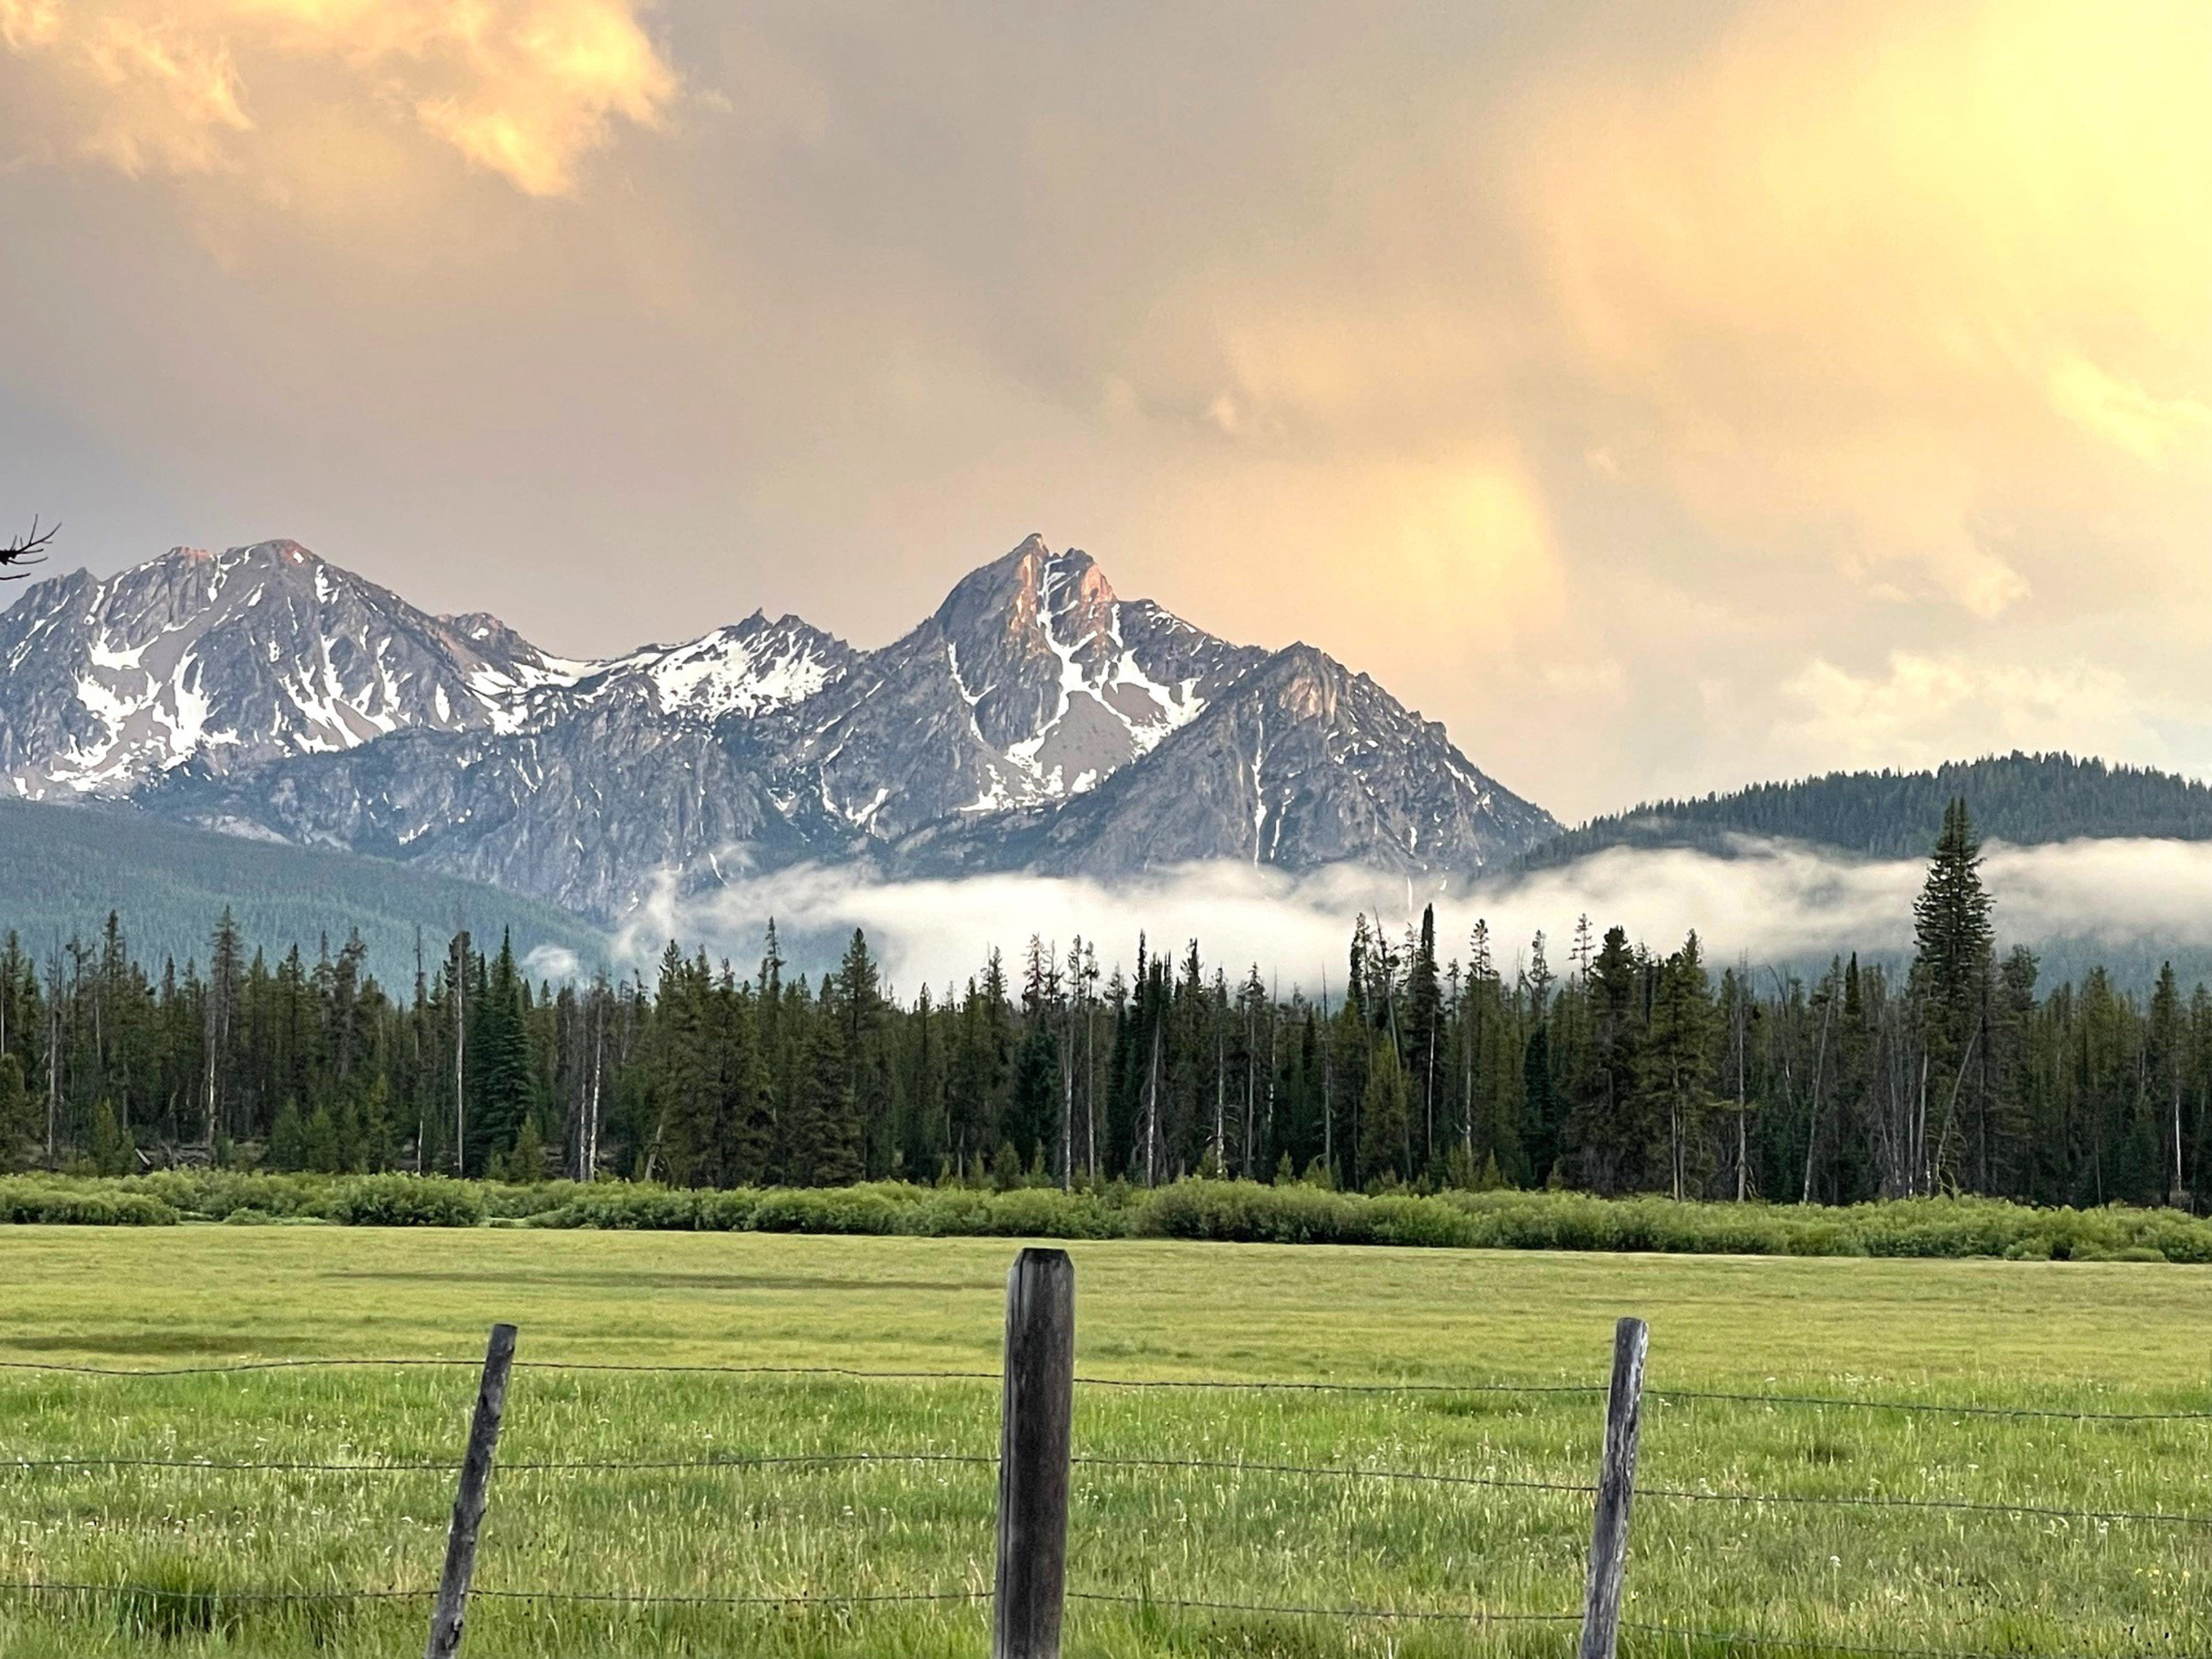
782 538 1265 839
0 543 865 799
568 613 857 723
0 541 586 797
2 534 1561 919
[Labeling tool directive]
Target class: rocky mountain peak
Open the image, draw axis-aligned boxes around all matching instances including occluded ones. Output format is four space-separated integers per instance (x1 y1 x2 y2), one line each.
1252 642 1345 719
0 538 584 798
2 529 1562 908
235 539 320 567
935 534 1112 635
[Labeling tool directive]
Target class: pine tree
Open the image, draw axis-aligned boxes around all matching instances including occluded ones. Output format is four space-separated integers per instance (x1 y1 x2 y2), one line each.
1404 905 1442 1170
1357 1038 1410 1188
361 1075 398 1172
1641 932 1717 1199
204 907 243 1146
1910 797 1996 1189
269 1100 308 1171
304 1103 340 1173
1007 1018 1060 1172
503 1115 546 1183
469 930 535 1175
783 1010 860 1186
0 1054 32 1171
837 930 893 1175
88 1098 130 1175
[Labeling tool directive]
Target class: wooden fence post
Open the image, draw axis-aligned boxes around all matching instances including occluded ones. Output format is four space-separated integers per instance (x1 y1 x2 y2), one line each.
1577 1316 1649 1659
424 1323 517 1659
993 1248 1076 1659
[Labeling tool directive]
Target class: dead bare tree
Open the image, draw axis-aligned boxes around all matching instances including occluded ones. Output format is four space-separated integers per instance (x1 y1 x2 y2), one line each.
1 517 57 579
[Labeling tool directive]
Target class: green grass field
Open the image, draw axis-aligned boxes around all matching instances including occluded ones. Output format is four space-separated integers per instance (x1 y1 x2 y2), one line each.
2 1228 2208 1657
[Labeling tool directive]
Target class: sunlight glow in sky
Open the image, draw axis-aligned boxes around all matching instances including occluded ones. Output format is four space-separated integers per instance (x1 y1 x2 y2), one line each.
2 0 2207 819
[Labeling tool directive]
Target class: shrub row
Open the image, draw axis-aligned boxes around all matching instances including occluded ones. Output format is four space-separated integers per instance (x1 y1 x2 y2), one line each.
0 1177 177 1226
533 1181 1124 1239
1139 1183 2212 1262
7 1171 2212 1261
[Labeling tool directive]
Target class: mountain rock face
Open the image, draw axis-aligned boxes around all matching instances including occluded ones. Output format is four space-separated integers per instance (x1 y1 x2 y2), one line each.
786 537 1266 837
0 541 584 798
908 643 1559 879
4 535 1560 919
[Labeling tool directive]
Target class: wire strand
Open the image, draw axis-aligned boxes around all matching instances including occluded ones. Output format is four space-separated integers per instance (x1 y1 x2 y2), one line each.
1640 1483 2212 1529
1650 1389 2212 1424
1073 1453 1595 1496
17 1446 2200 1528
1075 1375 1604 1396
1067 1590 1578 1625
0 1580 431 1602
1078 1454 2212 1528
6 1356 2199 1422
470 1587 984 1609
0 1580 979 1611
0 1450 996 1475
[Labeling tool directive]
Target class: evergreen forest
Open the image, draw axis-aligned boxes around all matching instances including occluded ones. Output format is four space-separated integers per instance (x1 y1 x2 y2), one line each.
3 800 2208 1213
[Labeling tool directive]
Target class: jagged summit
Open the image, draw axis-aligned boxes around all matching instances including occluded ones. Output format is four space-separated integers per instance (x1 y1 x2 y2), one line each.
0 537 569 798
786 535 1263 837
917 633 1551 879
0 532 1560 917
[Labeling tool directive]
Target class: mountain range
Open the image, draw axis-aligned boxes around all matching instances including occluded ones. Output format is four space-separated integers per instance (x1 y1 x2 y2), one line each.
0 535 1558 923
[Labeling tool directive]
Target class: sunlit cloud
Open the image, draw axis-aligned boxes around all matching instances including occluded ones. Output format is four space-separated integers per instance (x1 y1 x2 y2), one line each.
2047 356 2212 471
1514 0 2212 616
0 0 675 193
1779 653 2160 776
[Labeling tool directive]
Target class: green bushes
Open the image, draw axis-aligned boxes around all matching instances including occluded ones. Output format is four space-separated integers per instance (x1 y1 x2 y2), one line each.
531 1181 1126 1239
0 1176 176 1226
1142 1183 2212 1262
7 1170 2212 1260
132 1171 330 1220
320 1175 485 1228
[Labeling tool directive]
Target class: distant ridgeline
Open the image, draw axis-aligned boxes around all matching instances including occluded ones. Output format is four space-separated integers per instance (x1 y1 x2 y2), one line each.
1526 752 2212 865
0 798 603 985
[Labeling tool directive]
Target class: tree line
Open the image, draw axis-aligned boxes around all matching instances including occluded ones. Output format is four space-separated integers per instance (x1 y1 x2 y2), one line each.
1531 750 2212 865
1 799 2206 1209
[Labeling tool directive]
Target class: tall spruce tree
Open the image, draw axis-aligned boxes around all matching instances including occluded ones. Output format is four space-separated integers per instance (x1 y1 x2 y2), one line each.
1910 797 1996 1190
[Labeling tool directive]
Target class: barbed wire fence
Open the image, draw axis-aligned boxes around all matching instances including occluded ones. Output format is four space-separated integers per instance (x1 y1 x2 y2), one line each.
2 1245 2204 1658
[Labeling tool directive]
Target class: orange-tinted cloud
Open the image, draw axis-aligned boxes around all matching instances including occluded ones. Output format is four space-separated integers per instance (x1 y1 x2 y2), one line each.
1515 0 2212 618
0 0 674 193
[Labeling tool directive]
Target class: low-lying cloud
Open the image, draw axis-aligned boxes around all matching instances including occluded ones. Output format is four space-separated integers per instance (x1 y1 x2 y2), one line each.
600 837 2212 996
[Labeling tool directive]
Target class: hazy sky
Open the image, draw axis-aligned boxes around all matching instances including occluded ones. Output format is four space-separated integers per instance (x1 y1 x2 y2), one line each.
3 0 2208 822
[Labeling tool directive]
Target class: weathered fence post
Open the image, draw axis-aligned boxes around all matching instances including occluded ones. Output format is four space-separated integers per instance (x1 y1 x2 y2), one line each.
424 1322 517 1659
993 1248 1076 1659
1577 1316 1649 1659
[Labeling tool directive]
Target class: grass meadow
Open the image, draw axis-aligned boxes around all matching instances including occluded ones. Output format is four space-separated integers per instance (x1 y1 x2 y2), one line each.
2 1226 2208 1657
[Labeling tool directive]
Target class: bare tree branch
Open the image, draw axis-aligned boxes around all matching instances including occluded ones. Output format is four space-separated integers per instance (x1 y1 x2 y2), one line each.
1 516 57 580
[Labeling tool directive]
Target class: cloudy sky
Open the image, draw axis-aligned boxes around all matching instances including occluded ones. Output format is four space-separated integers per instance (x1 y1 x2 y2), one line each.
2 0 2207 823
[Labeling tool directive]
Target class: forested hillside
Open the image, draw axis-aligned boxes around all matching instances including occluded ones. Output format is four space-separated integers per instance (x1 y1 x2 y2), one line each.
1530 752 2212 863
0 799 603 982
4 802 2208 1213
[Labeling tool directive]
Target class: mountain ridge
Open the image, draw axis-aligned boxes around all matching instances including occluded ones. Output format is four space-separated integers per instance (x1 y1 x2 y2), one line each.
1526 751 2212 866
1 534 1558 920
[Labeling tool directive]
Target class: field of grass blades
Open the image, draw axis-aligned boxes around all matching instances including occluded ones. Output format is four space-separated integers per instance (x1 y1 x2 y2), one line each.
1 1228 2207 1657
